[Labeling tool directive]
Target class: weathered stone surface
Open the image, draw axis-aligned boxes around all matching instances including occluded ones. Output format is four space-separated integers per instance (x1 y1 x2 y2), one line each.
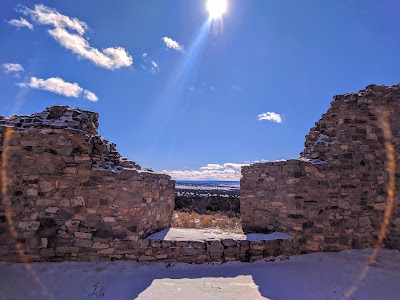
4 85 400 264
221 239 238 247
0 106 175 262
75 232 92 239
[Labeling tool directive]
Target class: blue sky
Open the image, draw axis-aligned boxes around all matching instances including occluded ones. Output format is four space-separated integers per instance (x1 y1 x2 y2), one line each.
1 0 400 180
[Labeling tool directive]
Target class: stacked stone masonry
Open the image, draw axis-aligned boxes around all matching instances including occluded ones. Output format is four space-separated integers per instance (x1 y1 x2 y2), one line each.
0 106 175 262
0 106 295 263
2 83 400 264
241 84 400 253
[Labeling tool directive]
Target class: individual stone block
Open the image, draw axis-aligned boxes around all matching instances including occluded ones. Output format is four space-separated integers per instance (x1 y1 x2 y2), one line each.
18 222 40 231
71 196 85 207
75 232 92 239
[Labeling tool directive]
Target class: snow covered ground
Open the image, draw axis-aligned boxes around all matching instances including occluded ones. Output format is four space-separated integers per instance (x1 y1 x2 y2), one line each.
146 228 293 241
1 249 400 300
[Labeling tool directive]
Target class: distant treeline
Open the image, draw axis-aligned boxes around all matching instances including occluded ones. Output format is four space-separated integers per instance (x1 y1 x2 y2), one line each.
174 194 240 217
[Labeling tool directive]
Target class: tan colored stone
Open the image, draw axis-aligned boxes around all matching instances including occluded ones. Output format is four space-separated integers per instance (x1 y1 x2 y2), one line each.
30 213 39 220
71 196 85 207
306 241 320 252
72 214 85 221
26 189 38 196
65 220 80 231
45 207 59 214
75 232 92 239
39 181 55 193
40 238 48 248
93 242 109 249
59 199 71 207
97 248 115 255
338 202 350 209
125 254 138 260
374 203 386 210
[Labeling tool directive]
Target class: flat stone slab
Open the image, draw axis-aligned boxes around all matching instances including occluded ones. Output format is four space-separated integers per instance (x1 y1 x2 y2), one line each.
146 228 293 241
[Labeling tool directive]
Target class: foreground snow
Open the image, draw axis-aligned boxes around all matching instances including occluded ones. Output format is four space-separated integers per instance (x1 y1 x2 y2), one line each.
1 249 400 300
146 228 293 241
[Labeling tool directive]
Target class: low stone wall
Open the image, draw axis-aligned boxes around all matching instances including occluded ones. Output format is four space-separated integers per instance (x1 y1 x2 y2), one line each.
241 84 400 252
2 237 296 263
0 106 175 262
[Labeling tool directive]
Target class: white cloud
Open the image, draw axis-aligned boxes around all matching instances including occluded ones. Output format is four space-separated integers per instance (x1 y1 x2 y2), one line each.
7 17 33 30
150 61 159 73
164 162 249 181
19 76 98 101
2 63 24 74
200 164 223 170
258 112 283 123
21 4 132 70
20 77 82 97
223 163 246 170
141 53 159 74
162 36 184 52
21 4 87 35
83 90 98 102
50 27 132 70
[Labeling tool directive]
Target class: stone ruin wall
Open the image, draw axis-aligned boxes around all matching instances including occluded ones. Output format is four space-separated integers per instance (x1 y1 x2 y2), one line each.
0 106 175 262
0 106 296 264
241 84 400 253
2 84 400 263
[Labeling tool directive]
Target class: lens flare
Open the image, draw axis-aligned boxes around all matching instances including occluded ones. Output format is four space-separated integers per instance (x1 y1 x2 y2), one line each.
207 0 228 19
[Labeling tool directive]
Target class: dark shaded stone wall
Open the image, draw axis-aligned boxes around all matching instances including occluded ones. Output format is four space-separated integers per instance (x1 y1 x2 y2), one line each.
241 84 400 252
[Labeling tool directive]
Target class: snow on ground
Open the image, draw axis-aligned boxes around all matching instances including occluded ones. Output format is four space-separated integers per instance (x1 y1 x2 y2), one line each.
146 228 293 241
1 249 400 300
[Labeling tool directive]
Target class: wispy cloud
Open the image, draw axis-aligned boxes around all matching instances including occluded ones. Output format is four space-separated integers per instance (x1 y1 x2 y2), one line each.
2 63 25 74
141 53 159 74
150 61 159 73
187 83 215 94
162 36 184 52
18 76 98 102
258 112 283 123
83 90 98 102
20 4 132 70
7 17 33 30
164 163 248 181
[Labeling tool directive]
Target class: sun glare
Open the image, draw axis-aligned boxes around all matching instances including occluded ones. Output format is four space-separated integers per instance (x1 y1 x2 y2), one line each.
207 0 228 19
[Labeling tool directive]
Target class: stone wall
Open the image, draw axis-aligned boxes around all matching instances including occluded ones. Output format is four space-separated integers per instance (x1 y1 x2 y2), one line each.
241 84 400 252
0 237 294 263
0 106 175 262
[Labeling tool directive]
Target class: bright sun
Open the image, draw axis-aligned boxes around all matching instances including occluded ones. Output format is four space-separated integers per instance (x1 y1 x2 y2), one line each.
207 0 228 19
